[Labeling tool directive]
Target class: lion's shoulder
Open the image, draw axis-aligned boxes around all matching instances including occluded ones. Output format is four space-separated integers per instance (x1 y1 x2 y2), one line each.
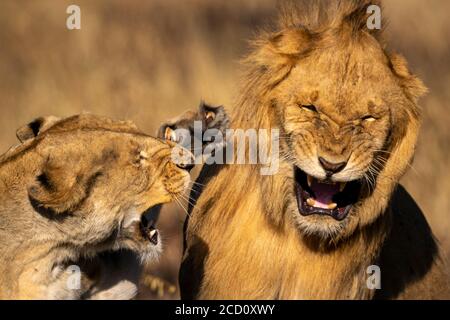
376 185 450 299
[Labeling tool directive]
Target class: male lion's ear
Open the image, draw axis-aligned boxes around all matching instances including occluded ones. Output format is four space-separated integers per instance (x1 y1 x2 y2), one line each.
340 0 384 41
269 28 312 56
389 53 428 103
28 154 102 214
198 101 229 131
253 28 312 67
158 102 229 143
159 124 178 143
16 116 60 143
249 27 313 88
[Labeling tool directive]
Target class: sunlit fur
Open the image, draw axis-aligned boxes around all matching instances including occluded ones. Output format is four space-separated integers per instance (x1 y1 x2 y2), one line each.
0 114 190 299
180 0 450 299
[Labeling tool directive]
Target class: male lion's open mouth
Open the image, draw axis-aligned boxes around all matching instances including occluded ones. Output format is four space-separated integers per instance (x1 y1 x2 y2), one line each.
139 205 161 245
294 167 361 221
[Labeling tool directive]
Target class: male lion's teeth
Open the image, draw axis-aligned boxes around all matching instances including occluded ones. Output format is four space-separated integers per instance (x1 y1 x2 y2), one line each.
307 175 313 187
306 198 316 206
149 229 157 238
339 182 347 192
328 203 338 210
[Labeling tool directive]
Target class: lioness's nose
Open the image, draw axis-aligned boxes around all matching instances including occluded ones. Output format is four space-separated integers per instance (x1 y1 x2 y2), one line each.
319 157 347 176
171 146 195 171
176 161 195 171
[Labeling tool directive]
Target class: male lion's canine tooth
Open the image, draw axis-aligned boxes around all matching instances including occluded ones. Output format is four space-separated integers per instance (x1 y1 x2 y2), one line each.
328 203 338 210
306 198 316 207
339 182 347 192
307 175 313 187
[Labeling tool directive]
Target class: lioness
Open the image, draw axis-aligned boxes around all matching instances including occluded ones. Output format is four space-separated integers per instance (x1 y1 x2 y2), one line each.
0 114 192 299
175 0 450 299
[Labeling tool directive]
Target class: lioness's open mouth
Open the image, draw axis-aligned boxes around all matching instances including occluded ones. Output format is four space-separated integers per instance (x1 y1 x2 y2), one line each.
294 167 361 221
140 205 161 245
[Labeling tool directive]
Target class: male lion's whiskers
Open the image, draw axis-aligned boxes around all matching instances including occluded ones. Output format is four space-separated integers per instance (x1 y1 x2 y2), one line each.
279 155 297 165
366 163 379 193
346 157 403 194
279 151 296 163
371 156 418 181
373 149 419 176
362 168 375 193
296 134 316 156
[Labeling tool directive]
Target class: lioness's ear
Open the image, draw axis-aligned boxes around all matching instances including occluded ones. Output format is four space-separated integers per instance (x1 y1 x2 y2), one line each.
28 154 102 214
16 116 60 143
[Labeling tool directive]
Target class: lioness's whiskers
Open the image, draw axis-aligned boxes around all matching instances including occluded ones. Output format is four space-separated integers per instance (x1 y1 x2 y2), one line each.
190 181 206 187
189 186 201 195
174 196 191 218
178 192 197 210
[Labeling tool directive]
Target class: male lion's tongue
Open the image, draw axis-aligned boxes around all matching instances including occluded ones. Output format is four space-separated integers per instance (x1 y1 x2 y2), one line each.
310 180 339 208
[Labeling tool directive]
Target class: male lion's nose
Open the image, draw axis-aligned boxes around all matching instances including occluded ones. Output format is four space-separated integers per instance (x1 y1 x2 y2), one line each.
319 157 347 176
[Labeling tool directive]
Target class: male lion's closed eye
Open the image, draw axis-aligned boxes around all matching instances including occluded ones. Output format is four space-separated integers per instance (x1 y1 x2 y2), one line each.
299 104 318 113
361 115 377 122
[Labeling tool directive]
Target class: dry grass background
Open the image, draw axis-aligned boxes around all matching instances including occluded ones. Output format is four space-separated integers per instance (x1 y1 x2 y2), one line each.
0 0 448 299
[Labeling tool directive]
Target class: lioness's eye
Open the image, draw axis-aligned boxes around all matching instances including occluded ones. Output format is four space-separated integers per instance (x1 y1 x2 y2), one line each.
362 115 376 122
300 104 318 113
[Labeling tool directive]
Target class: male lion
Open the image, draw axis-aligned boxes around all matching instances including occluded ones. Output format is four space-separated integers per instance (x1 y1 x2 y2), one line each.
0 114 192 299
177 0 450 299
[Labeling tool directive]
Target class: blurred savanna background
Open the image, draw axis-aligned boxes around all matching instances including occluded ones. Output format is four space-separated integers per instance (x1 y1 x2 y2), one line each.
0 0 448 299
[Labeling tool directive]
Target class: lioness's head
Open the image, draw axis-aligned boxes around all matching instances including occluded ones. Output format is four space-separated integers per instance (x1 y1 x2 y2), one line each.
236 1 426 240
10 114 192 262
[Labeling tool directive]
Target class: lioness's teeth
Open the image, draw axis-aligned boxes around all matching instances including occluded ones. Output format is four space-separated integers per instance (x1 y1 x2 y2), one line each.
328 203 338 210
307 175 313 187
149 229 157 238
306 198 316 206
339 182 347 192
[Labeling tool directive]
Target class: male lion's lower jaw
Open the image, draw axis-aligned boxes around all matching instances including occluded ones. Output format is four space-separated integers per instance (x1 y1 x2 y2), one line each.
293 166 361 222
295 182 352 221
297 196 352 221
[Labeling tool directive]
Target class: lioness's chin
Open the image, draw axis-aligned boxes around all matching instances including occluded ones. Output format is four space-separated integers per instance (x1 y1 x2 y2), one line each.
292 166 363 238
118 204 164 264
138 241 163 264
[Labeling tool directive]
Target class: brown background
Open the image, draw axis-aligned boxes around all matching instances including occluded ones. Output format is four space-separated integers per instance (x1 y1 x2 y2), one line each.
0 0 448 298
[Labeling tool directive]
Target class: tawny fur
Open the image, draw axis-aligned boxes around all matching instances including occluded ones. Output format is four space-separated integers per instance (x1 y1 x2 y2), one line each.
0 114 191 299
179 0 450 299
